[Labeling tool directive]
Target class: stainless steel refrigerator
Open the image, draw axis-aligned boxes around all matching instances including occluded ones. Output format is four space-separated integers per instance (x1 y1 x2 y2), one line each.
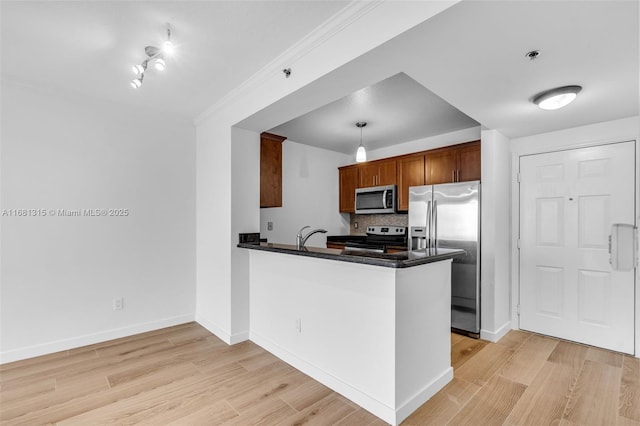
408 181 480 337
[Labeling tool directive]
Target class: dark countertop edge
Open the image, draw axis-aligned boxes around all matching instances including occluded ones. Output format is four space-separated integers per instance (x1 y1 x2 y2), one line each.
326 235 366 243
237 242 464 269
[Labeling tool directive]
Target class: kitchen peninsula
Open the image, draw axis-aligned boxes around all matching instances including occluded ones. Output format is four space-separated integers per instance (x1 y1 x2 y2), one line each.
238 242 463 425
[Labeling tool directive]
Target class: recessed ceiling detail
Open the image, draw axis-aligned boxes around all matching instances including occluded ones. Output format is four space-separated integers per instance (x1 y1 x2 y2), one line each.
268 73 479 154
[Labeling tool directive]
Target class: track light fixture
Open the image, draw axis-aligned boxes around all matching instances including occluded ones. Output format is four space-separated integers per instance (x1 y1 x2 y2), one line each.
130 24 173 89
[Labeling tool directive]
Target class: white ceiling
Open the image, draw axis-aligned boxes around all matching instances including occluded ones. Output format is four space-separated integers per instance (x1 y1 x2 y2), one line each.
0 1 349 120
400 0 639 138
269 72 479 154
2 1 638 148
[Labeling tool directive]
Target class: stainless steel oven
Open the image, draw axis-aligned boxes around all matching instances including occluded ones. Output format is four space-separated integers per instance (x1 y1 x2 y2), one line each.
343 226 407 253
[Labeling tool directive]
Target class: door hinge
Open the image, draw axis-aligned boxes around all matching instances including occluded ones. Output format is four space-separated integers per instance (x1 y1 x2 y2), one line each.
517 239 520 249
517 304 520 316
517 172 521 183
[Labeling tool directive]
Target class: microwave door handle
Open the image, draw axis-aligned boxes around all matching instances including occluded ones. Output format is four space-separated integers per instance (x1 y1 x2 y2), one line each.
382 190 388 208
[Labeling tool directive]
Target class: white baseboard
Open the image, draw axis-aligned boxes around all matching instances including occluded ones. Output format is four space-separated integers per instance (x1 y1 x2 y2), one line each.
0 313 195 364
229 330 250 344
250 331 451 426
395 367 453 424
195 315 249 345
480 321 512 343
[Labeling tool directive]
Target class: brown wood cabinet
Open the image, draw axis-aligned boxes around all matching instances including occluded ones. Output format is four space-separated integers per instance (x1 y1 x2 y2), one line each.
358 159 397 188
457 142 482 182
396 154 425 212
339 166 359 213
326 242 346 250
260 132 287 208
425 140 480 185
337 140 480 213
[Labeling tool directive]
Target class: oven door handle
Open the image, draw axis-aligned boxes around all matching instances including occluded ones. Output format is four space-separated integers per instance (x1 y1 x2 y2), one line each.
344 245 385 254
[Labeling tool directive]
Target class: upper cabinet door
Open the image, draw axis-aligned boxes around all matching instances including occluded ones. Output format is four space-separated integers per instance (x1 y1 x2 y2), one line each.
339 166 359 213
425 140 481 184
426 149 457 185
359 159 397 187
377 160 397 186
397 155 425 211
260 132 287 208
358 163 380 188
457 141 481 182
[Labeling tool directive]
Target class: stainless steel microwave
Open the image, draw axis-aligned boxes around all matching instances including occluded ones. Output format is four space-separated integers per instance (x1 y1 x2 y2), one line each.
355 185 397 214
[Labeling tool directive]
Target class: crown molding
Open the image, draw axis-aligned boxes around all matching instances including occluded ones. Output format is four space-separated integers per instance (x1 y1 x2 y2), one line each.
194 0 384 126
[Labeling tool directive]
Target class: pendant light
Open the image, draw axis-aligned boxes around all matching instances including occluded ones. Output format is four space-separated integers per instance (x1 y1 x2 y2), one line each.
355 121 367 163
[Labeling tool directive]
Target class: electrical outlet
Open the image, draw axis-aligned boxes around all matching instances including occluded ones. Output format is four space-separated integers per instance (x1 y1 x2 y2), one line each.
113 297 124 310
354 222 359 229
268 221 273 231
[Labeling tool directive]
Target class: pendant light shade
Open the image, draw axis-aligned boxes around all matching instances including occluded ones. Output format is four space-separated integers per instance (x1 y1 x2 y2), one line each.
355 121 367 163
356 144 367 162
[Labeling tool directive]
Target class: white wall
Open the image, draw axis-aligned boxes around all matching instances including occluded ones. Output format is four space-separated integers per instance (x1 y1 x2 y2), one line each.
480 128 511 341
230 127 261 342
195 118 232 341
0 81 196 363
509 115 640 356
260 140 351 246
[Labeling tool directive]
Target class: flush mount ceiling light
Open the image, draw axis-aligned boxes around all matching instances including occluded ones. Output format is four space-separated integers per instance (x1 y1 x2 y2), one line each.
355 121 367 163
532 85 582 110
130 24 174 89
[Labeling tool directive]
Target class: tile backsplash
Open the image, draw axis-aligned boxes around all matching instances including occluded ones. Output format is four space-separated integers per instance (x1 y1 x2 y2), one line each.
350 213 408 235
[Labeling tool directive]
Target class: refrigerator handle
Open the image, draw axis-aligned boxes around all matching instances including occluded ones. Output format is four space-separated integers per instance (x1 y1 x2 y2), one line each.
433 199 438 248
426 200 432 249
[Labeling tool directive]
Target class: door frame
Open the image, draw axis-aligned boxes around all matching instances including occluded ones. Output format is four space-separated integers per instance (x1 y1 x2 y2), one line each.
510 130 639 357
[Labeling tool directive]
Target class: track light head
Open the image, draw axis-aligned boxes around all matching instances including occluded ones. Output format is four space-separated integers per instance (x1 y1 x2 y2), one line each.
132 60 147 75
163 25 174 56
154 57 166 71
163 40 174 56
130 73 144 89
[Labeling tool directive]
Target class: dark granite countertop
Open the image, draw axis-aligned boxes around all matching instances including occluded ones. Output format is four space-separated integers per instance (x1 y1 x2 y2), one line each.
237 242 464 268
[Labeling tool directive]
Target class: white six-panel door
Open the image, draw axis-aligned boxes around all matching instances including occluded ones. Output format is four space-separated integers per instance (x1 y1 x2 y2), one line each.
519 141 636 354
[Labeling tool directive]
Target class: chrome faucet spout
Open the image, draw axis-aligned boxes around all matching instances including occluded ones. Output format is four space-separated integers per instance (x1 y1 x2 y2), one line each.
296 226 327 250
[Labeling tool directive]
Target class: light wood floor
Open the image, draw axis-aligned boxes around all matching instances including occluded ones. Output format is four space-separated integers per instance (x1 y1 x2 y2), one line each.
0 322 638 425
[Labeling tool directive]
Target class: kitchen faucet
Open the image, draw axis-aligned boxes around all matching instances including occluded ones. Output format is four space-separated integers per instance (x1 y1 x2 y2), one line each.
296 226 328 250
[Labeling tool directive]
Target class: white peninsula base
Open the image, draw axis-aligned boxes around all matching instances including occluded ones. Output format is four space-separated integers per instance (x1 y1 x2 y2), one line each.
248 250 453 425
